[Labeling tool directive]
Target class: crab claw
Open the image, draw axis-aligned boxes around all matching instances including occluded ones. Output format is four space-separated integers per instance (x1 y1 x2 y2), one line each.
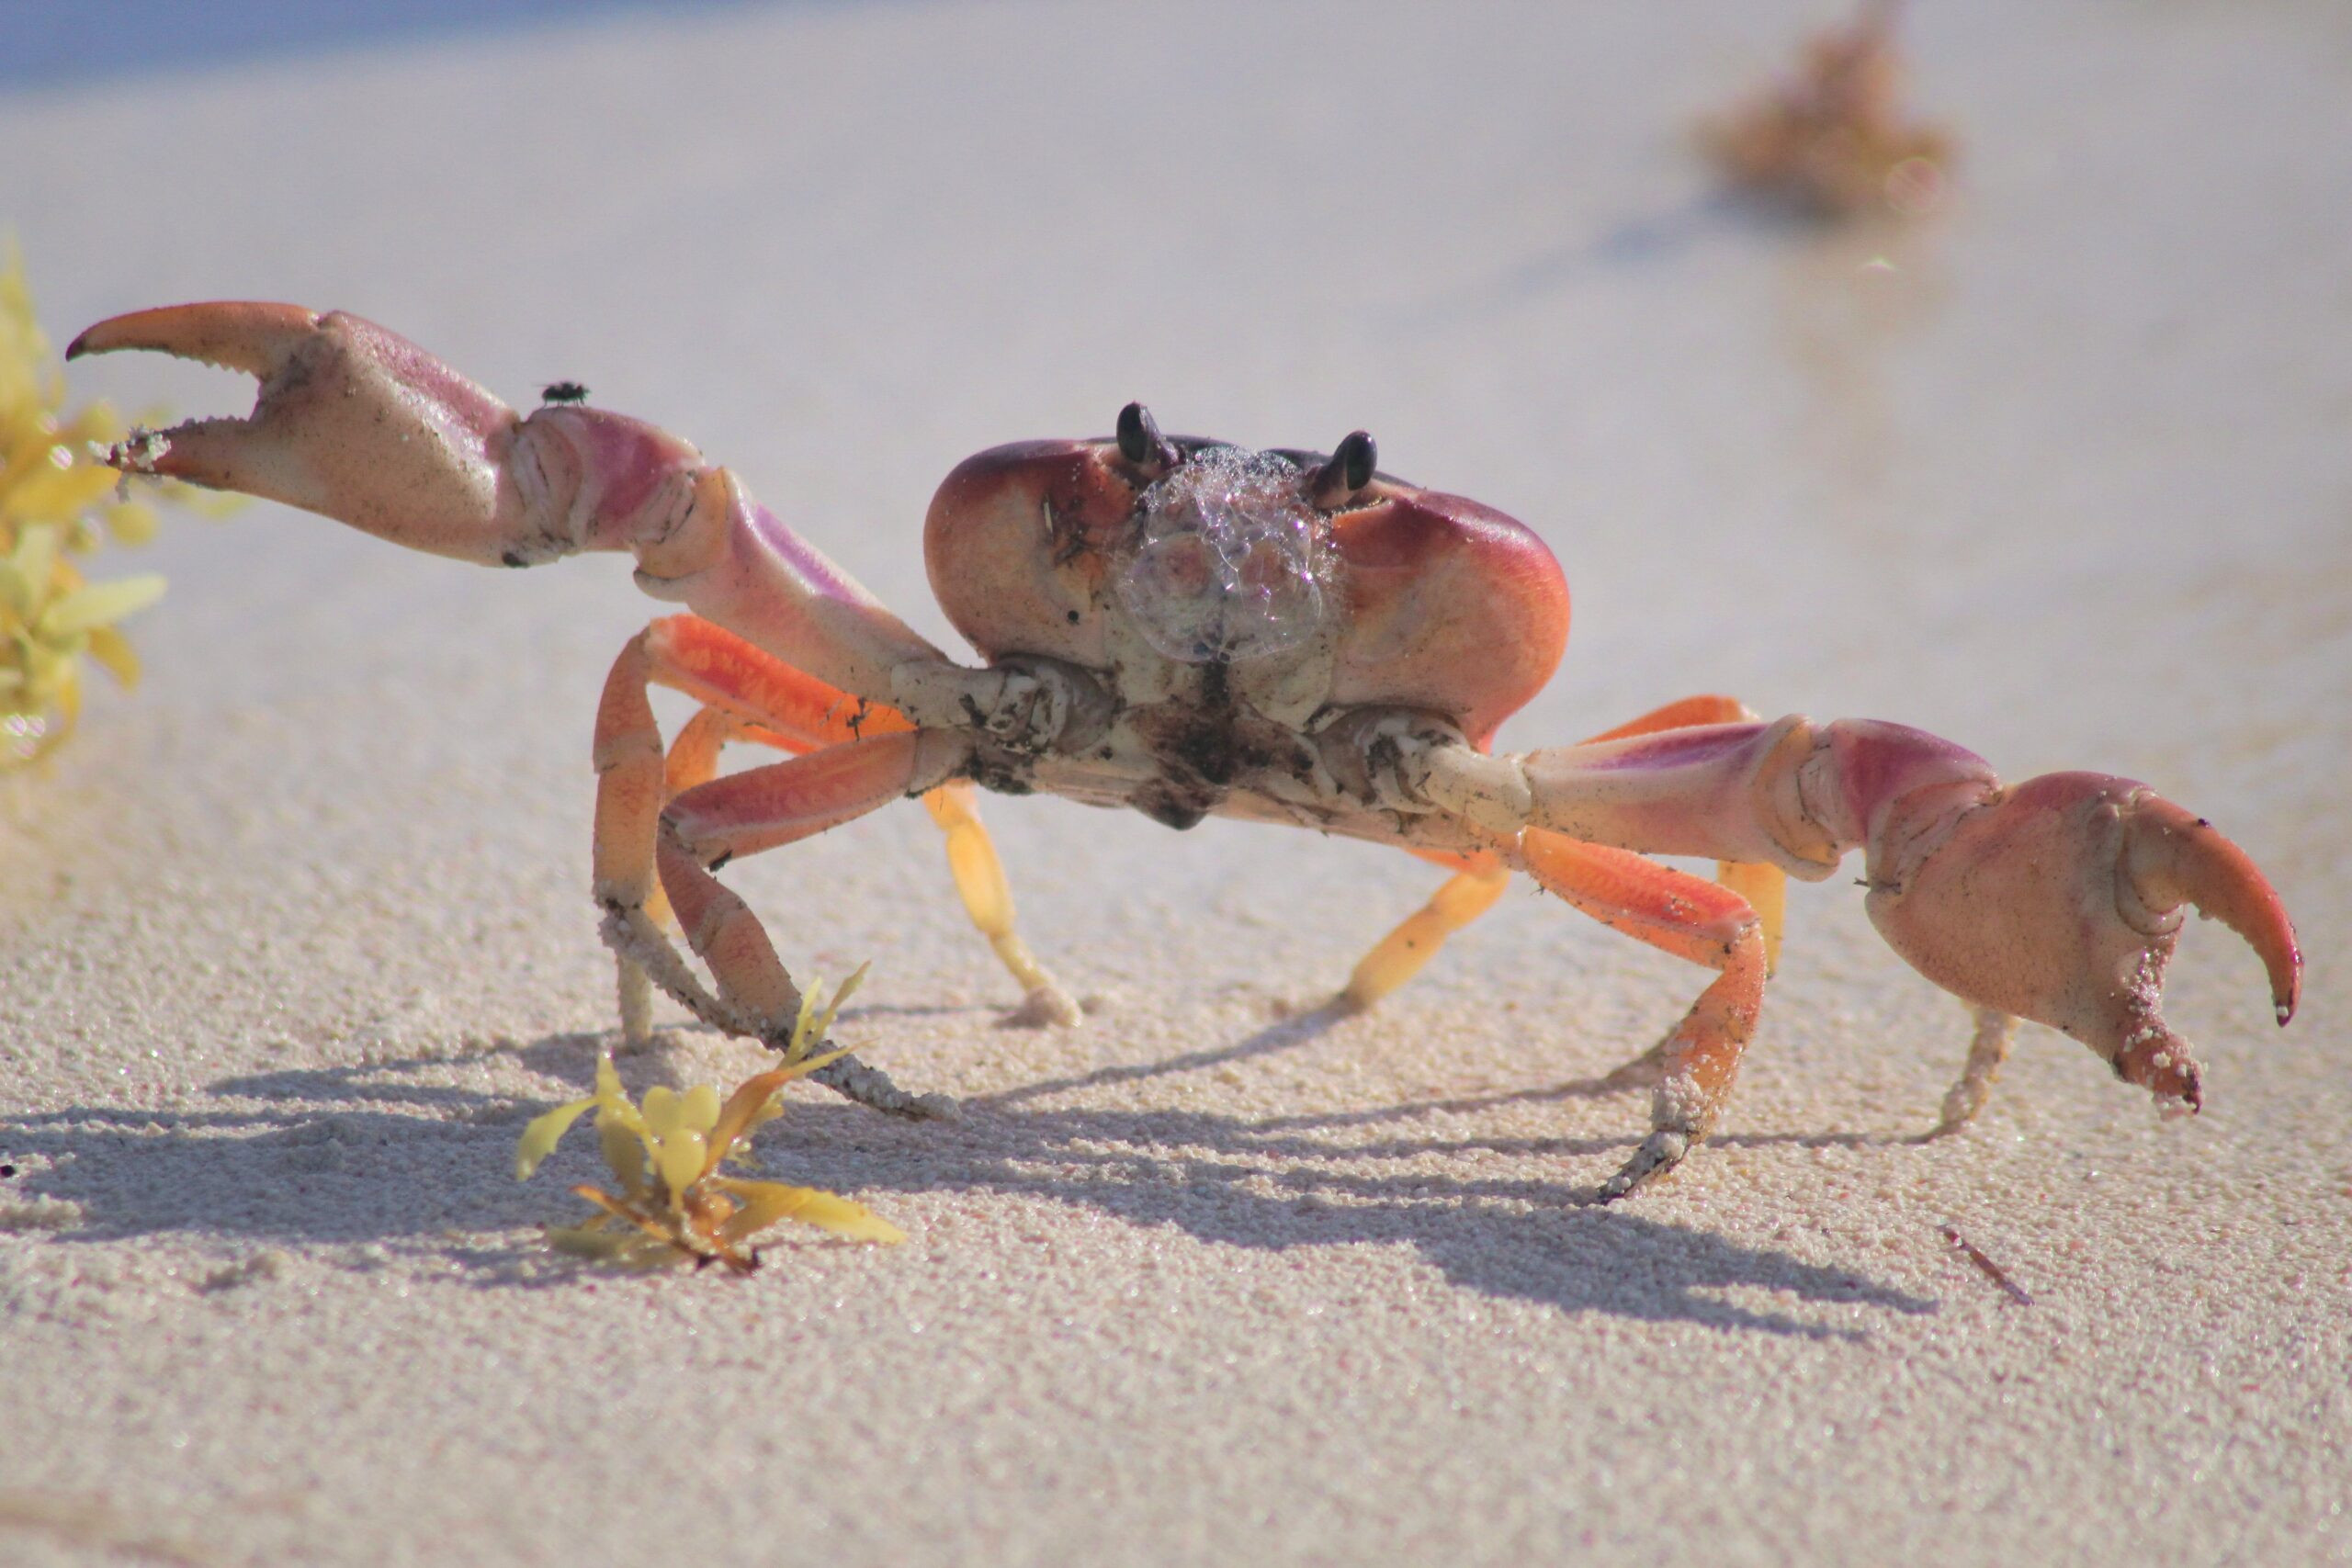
66 302 625 566
70 301 955 705
66 302 741 580
1866 772 2301 1109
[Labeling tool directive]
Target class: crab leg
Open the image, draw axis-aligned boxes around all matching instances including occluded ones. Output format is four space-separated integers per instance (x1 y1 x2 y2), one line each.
1576 694 1789 969
595 626 927 1108
1344 694 1792 1012
615 615 1081 1028
920 782 1084 1025
1419 716 2300 1123
649 729 968 1119
1515 829 1770 1198
595 620 1077 1111
66 304 991 723
655 704 744 883
607 698 810 1020
1341 849 1513 1010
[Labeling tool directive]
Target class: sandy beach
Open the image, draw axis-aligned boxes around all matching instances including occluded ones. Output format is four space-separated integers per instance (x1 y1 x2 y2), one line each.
3 3 2348 1562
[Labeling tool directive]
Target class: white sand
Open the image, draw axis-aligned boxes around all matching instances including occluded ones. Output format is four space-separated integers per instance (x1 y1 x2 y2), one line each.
3 2 2348 1562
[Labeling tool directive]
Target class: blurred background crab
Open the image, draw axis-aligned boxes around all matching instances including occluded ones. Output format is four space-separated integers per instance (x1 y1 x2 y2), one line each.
70 302 2301 1198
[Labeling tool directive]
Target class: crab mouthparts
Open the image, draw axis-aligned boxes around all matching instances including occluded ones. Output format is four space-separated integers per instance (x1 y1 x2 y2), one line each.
1114 446 1333 664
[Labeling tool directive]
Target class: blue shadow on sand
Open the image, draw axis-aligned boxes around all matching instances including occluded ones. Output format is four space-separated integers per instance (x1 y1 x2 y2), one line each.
3 1021 1940 1339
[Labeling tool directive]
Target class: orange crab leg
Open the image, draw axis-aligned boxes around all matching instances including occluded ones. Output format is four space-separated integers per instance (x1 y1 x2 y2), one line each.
633 612 888 936
1577 694 1756 745
1341 848 1513 1010
593 626 957 1117
604 615 1079 1028
610 704 741 1034
1345 694 1788 1012
654 730 960 1025
640 613 916 750
1578 694 1788 971
594 630 673 919
1516 828 1770 1198
624 729 967 1122
595 628 767 1042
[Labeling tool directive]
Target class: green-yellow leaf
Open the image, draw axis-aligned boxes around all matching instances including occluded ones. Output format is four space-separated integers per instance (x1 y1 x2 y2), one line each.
546 1224 639 1263
514 1096 598 1179
678 1082 721 1134
587 1056 647 1144
640 1084 684 1136
599 1116 649 1198
653 1128 708 1197
0 561 32 622
85 625 140 687
713 1178 904 1245
807 961 869 1050
40 573 165 637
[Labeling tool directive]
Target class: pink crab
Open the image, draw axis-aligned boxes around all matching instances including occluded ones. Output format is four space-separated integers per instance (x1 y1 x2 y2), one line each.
69 303 2301 1198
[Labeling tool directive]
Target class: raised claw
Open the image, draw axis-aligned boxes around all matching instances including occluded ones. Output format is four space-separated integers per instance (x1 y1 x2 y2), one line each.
1866 772 2301 1110
71 301 953 705
67 302 628 567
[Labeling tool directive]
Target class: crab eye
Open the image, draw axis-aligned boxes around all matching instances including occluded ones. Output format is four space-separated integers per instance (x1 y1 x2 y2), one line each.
1115 401 1178 476
1309 430 1377 507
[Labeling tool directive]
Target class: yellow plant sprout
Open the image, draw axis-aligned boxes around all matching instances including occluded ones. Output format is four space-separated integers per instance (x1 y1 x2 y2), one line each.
515 964 904 1272
0 253 216 767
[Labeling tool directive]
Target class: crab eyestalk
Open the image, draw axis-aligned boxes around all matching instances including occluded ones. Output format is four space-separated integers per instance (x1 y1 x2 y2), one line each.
1307 430 1377 509
1114 400 1178 477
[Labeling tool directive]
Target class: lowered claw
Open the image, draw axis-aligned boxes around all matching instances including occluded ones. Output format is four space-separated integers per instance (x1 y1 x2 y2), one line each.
1867 771 2301 1111
1508 716 2300 1131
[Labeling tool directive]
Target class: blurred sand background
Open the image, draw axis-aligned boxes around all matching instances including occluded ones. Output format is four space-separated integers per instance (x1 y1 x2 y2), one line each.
2 2 2348 1562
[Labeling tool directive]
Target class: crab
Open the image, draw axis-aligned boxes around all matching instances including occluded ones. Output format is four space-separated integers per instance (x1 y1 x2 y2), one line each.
67 302 2301 1198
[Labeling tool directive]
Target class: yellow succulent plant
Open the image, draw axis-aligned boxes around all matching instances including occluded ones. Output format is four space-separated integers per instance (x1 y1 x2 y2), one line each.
516 964 905 1271
0 253 197 766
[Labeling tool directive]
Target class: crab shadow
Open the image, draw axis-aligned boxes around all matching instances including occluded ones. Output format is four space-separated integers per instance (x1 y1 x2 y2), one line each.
1 1010 1932 1337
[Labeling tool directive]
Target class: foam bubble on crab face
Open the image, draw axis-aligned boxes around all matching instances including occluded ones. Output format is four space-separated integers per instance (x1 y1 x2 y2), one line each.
1114 446 1333 664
